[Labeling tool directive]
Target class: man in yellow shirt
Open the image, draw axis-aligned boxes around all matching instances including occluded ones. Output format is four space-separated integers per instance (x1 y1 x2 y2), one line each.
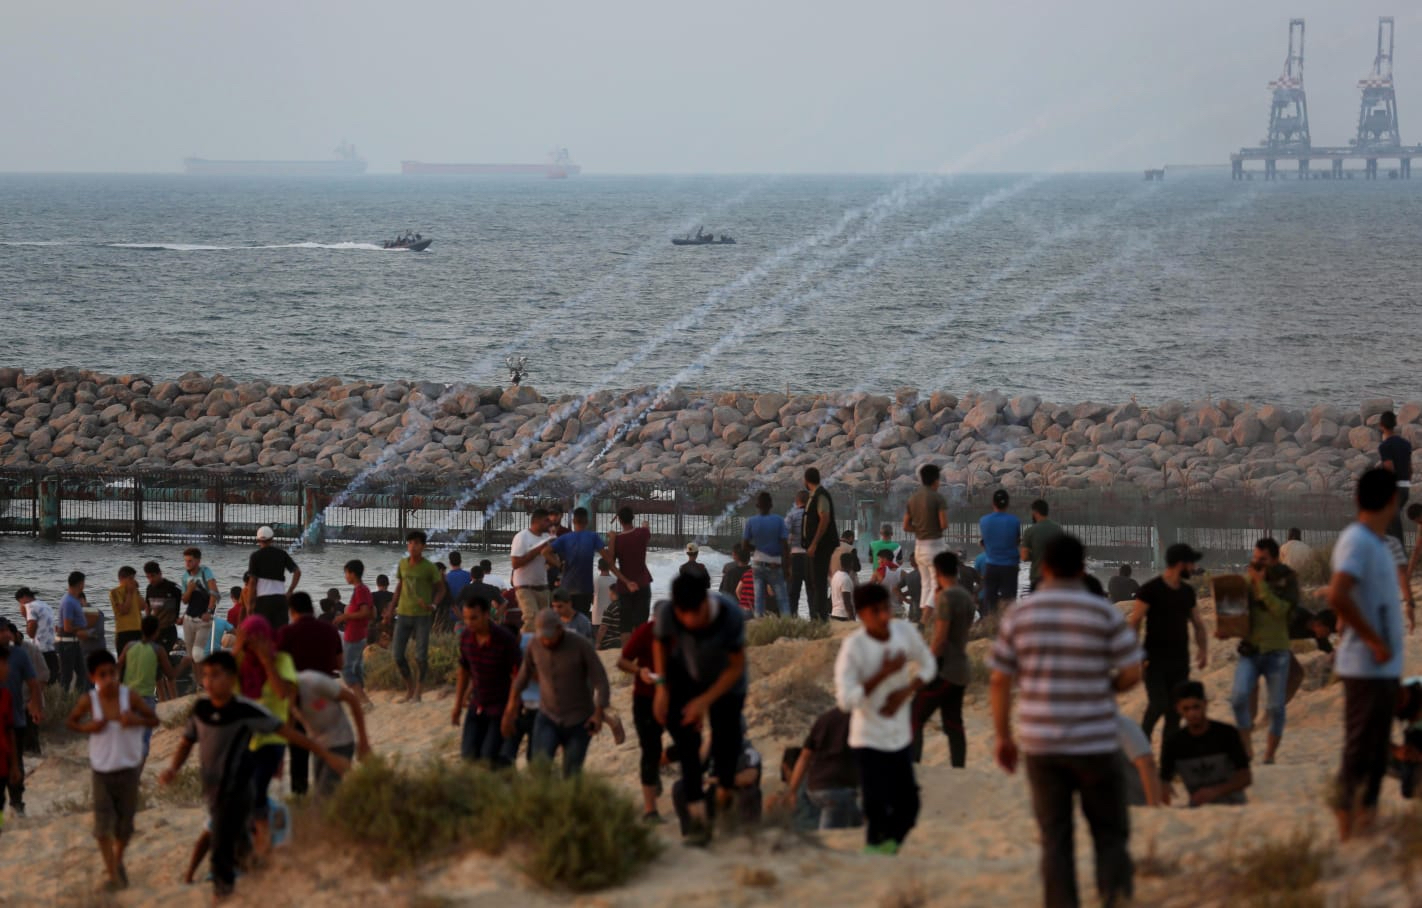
110 566 145 655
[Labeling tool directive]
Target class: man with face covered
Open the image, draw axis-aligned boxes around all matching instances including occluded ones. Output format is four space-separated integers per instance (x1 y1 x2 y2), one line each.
1129 544 1210 740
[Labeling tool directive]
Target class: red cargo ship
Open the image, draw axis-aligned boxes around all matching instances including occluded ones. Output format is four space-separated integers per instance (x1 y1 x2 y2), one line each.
401 148 581 179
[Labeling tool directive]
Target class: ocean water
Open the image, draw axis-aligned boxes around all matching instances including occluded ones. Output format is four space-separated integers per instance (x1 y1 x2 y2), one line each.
3 172 1420 408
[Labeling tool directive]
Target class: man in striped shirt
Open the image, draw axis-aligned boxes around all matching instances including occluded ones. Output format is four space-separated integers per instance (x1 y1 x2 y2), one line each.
990 534 1142 908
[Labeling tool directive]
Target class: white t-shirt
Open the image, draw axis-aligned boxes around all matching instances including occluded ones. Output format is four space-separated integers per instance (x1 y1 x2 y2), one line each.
830 570 855 620
296 671 355 749
593 574 616 624
878 566 905 614
25 599 57 652
833 618 937 751
510 530 551 588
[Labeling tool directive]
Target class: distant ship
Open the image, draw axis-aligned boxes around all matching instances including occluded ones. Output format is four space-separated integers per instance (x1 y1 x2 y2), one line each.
401 147 581 179
183 142 367 176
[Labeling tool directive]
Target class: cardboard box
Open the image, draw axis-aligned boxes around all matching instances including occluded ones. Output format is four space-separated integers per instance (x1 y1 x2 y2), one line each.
1212 574 1251 640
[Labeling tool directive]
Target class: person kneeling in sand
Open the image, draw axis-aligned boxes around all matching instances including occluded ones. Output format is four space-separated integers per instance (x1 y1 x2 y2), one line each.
161 651 349 901
66 649 159 891
1160 681 1252 807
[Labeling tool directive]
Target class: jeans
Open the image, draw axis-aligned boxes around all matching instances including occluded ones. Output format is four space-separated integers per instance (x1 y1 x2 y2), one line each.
808 787 863 829
141 696 158 762
342 640 367 687
788 552 807 617
499 705 539 765
911 680 966 766
633 695 664 788
392 613 433 684
855 746 920 846
314 743 354 796
1024 752 1133 908
982 563 1019 615
752 561 790 618
668 689 745 803
461 710 508 764
1336 677 1399 810
57 640 87 692
806 545 835 621
619 587 651 634
531 712 592 777
1141 659 1189 740
1230 647 1291 738
914 539 946 614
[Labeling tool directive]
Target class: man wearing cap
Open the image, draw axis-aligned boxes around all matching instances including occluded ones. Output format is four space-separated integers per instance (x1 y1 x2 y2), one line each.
16 589 59 684
680 544 711 584
1129 543 1209 740
501 609 609 777
245 526 301 630
979 490 1022 617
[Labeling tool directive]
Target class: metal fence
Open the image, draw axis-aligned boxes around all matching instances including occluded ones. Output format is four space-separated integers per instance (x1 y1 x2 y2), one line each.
0 467 1356 567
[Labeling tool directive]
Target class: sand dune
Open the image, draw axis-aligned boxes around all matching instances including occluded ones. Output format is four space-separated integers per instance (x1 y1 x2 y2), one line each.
9 589 1419 907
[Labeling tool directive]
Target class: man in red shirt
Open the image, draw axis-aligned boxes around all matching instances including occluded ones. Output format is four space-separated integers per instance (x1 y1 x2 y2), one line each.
618 616 664 822
451 596 522 764
277 591 343 796
607 506 654 639
332 560 374 707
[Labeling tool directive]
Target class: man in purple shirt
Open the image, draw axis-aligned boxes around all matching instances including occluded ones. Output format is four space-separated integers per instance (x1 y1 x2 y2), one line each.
452 596 522 764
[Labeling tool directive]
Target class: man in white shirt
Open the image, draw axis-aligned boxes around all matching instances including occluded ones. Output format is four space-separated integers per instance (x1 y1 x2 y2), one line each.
833 582 936 855
829 554 856 621
511 509 560 616
16 588 59 683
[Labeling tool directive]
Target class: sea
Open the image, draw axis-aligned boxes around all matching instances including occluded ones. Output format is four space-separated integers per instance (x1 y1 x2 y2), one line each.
0 170 1416 615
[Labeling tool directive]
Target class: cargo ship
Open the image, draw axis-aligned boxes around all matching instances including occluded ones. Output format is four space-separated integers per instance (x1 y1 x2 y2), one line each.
401 147 581 179
183 142 367 176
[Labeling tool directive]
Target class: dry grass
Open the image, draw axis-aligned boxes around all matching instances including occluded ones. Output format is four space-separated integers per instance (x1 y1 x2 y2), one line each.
1294 545 1334 587
362 632 460 691
149 766 204 807
39 684 86 735
746 615 833 647
967 612 1000 642
1219 827 1327 908
878 878 927 908
1136 836 1182 878
319 756 659 891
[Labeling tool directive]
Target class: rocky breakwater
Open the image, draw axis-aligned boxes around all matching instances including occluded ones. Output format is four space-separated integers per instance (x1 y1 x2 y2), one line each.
0 367 1414 495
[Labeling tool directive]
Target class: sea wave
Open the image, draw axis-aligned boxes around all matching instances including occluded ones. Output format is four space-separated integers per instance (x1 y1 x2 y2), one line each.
103 241 396 252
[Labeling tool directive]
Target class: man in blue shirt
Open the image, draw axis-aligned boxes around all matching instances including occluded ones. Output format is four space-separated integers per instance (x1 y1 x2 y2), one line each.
1327 468 1407 841
551 508 607 620
444 552 473 603
57 570 92 692
743 492 791 617
979 490 1021 616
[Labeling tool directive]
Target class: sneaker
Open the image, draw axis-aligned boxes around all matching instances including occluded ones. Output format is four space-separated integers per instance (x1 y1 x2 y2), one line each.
683 819 712 848
862 840 900 856
641 811 664 825
11 805 24 819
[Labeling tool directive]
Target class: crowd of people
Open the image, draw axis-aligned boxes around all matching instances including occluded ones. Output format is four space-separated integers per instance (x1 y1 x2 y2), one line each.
2 408 1419 907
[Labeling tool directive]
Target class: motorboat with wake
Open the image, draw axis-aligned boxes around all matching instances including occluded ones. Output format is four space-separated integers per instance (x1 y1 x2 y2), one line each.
382 231 433 251
671 227 735 246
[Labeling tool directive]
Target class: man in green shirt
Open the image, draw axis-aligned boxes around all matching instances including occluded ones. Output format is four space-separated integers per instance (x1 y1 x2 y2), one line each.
391 530 445 704
1227 537 1299 764
1019 499 1064 593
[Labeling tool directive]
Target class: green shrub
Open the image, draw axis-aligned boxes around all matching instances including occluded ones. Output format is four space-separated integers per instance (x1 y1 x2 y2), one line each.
361 633 461 690
746 616 832 647
150 766 204 807
1225 828 1326 908
40 684 86 735
321 757 659 891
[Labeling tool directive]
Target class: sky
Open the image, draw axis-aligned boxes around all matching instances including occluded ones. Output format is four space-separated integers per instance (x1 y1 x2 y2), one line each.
3 0 1419 174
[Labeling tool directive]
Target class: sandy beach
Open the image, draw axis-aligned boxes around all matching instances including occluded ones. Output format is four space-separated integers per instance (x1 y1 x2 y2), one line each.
8 584 1417 908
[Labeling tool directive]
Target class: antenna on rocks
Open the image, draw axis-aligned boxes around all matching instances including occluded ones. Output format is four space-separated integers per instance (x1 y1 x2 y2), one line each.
506 355 529 386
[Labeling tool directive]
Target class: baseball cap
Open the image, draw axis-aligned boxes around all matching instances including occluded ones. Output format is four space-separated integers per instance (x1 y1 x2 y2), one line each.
256 526 275 541
1164 543 1204 567
686 543 699 554
992 489 1010 508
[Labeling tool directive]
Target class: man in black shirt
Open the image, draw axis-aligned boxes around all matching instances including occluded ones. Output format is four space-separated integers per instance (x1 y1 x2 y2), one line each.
457 565 505 617
143 561 183 652
1129 544 1209 740
244 526 301 630
1380 411 1413 545
679 544 712 584
1161 681 1252 806
802 468 837 622
780 706 862 829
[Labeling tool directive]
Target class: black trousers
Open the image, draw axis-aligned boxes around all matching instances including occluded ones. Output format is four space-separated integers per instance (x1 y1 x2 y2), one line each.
254 595 289 630
1141 659 1189 740
41 651 59 686
1337 677 1399 810
570 593 594 620
57 640 85 692
288 720 310 796
855 746 920 846
806 545 835 621
911 680 966 766
1025 752 1133 908
667 689 745 804
788 553 807 617
982 564 1019 615
7 737 25 810
209 796 252 897
632 695 664 788
620 588 651 634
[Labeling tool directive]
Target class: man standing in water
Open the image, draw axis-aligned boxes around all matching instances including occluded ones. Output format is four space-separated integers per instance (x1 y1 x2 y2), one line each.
245 527 301 630
1328 468 1406 841
1129 544 1208 740
991 534 1141 908
802 468 837 622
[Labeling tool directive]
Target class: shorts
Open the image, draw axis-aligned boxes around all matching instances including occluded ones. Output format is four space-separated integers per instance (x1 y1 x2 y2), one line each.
92 767 142 841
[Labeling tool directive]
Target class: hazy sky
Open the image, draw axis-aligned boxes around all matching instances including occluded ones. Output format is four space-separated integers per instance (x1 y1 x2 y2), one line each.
3 0 1418 173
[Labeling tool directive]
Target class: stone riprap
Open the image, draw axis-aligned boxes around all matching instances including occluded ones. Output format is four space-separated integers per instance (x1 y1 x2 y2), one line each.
0 368 1412 494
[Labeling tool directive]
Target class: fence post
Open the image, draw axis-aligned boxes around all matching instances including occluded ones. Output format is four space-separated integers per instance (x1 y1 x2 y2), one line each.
304 485 324 546
674 488 685 548
397 482 408 545
132 474 144 544
214 474 226 544
39 475 61 541
30 469 40 537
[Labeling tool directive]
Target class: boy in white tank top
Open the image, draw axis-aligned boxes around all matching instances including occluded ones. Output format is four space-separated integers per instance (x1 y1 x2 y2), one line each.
65 649 158 892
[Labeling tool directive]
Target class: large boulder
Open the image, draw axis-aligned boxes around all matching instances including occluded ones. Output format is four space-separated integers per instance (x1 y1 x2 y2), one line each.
753 393 787 422
1361 398 1395 420
962 401 1000 434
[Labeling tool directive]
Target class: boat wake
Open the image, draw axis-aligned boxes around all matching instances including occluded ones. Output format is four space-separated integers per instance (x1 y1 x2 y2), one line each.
4 241 400 252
